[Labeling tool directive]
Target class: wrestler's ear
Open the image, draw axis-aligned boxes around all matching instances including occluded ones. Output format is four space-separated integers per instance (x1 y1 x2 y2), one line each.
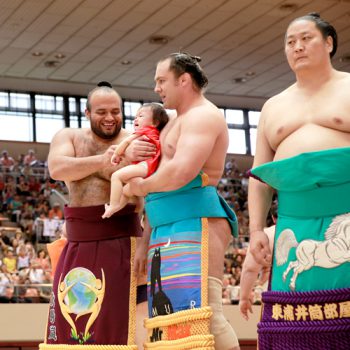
325 36 333 55
85 108 91 120
180 72 191 87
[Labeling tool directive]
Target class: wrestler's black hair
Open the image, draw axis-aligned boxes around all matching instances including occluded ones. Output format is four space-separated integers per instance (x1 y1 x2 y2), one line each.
141 103 169 132
159 52 209 91
86 81 121 112
290 12 338 58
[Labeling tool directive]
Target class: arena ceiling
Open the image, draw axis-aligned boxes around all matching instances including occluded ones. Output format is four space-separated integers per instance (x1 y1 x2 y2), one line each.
0 0 349 109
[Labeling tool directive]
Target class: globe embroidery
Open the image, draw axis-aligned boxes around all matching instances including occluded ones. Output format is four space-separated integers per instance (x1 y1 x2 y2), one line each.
57 267 106 343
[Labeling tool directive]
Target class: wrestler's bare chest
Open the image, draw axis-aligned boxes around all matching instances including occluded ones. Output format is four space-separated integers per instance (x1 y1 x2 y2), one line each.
159 117 181 162
68 135 119 206
265 87 350 153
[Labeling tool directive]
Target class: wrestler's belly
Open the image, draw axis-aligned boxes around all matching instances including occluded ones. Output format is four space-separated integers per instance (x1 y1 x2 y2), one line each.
274 124 350 161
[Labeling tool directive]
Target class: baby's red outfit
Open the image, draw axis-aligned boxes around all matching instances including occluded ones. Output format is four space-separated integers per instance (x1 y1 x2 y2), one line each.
133 125 160 177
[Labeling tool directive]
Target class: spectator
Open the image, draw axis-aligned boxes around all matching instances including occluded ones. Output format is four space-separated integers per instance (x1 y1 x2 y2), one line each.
48 202 63 220
17 244 30 271
28 260 44 284
19 201 34 237
2 247 17 274
34 249 50 271
23 149 37 167
0 264 13 303
8 194 22 223
0 231 10 249
0 150 15 172
39 270 53 302
27 176 41 193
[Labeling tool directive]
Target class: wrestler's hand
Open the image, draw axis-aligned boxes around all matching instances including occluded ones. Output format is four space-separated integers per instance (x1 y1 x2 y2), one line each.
249 230 271 266
127 178 148 197
124 135 156 162
239 298 253 321
103 145 118 167
134 237 148 277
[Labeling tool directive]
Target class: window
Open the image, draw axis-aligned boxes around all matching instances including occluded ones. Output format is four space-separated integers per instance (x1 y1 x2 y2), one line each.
0 92 9 108
227 129 246 154
124 101 141 118
0 89 261 156
10 93 30 109
80 98 87 113
69 97 76 113
36 113 65 142
0 111 33 141
248 111 260 126
69 115 79 129
225 109 244 125
35 95 63 111
124 119 134 132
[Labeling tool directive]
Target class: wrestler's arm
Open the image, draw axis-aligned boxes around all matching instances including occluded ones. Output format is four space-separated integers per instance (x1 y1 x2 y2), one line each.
133 110 221 194
239 250 261 320
248 104 275 265
48 128 117 182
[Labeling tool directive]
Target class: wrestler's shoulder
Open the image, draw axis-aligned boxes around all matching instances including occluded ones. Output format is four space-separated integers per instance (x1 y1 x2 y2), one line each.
261 84 296 116
55 127 89 136
336 70 350 84
187 100 226 124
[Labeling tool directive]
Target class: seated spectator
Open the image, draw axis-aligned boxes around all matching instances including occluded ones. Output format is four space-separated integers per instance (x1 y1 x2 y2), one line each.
27 175 41 193
0 150 15 172
23 149 37 166
17 244 30 271
11 272 32 303
14 229 25 246
8 194 22 223
39 270 53 302
2 181 16 212
48 202 63 220
34 249 50 271
0 263 13 302
25 242 36 261
0 231 10 249
28 260 44 284
9 237 20 255
16 177 31 197
40 179 53 198
2 247 17 274
19 202 34 237
17 153 25 170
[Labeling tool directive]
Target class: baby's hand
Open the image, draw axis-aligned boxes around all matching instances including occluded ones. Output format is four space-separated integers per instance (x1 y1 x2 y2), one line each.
111 154 122 165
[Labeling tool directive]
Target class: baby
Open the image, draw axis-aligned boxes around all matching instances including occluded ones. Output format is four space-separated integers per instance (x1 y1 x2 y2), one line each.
102 103 168 218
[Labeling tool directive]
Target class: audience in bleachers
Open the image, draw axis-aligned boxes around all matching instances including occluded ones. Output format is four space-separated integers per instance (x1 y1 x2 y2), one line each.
0 149 268 306
0 148 67 303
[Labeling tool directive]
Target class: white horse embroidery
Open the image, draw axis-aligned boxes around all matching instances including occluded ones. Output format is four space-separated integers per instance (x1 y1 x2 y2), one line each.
276 213 350 291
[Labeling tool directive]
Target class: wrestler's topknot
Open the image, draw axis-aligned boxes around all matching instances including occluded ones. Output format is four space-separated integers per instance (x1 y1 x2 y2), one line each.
86 81 121 112
159 52 208 91
97 81 113 88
